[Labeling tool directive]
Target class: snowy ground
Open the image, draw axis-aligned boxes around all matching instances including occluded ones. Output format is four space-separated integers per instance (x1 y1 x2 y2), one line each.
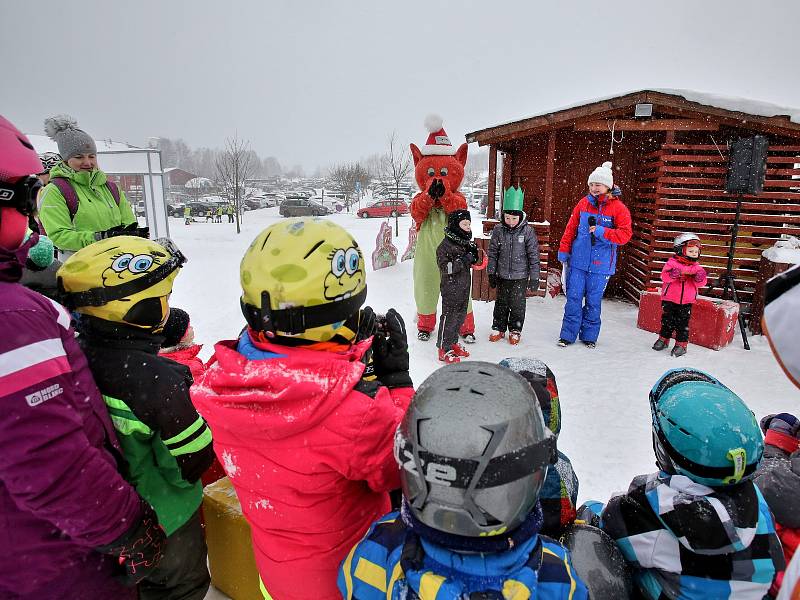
172 208 799 600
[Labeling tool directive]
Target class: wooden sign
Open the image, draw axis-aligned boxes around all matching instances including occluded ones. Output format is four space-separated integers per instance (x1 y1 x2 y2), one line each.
401 223 418 262
371 221 398 270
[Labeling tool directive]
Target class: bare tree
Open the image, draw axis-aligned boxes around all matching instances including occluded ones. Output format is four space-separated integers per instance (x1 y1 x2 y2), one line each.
382 131 413 235
216 134 255 234
328 162 372 211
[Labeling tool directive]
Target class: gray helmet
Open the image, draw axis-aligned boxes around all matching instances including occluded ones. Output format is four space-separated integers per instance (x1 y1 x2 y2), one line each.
395 361 557 537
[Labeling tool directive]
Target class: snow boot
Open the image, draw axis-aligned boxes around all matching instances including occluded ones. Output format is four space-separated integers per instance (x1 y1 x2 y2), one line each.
417 331 431 341
508 331 521 346
557 338 571 347
671 342 687 357
461 333 477 344
459 312 476 342
438 347 460 364
489 330 505 342
451 343 470 358
652 337 669 351
582 341 596 349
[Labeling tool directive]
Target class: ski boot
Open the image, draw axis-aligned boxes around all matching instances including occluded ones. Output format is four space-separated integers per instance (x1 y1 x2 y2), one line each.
451 343 470 358
671 342 687 357
582 341 596 349
557 338 571 347
489 329 505 342
461 333 477 344
508 331 521 346
417 331 431 341
438 347 460 363
652 337 669 351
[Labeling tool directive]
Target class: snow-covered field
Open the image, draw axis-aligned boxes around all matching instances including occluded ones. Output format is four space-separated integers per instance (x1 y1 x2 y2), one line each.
172 206 798 501
174 208 799 600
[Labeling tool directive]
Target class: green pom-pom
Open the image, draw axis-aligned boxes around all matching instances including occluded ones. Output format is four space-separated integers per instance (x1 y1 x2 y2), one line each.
28 235 55 269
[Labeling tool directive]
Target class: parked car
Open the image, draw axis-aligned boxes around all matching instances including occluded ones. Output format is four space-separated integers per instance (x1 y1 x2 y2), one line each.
187 201 215 217
356 199 409 219
168 202 186 217
279 198 331 217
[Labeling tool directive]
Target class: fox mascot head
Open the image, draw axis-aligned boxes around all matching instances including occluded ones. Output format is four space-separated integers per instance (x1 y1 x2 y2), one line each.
409 115 468 227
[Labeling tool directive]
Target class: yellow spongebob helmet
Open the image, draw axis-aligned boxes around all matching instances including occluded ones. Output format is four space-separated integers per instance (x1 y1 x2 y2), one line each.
57 236 186 329
240 218 367 339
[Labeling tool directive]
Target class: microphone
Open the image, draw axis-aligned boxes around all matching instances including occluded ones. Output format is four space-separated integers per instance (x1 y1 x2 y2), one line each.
588 215 597 246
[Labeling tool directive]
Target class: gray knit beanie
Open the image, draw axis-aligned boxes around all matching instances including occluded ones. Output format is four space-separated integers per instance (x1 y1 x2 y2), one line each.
44 115 96 160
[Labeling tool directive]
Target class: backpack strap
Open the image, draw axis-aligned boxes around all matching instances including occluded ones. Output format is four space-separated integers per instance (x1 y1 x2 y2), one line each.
51 177 80 221
106 180 121 206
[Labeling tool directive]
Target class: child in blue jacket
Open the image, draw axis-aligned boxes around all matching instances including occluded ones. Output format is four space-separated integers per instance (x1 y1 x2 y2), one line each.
338 362 587 600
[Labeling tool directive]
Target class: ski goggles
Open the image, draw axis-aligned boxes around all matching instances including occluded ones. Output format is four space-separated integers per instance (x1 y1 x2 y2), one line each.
0 176 41 216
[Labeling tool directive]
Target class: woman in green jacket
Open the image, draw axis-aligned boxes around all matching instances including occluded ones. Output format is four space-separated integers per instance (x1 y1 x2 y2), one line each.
38 115 144 257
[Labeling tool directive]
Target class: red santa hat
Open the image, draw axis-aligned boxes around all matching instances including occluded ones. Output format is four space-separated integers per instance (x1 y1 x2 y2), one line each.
421 114 456 156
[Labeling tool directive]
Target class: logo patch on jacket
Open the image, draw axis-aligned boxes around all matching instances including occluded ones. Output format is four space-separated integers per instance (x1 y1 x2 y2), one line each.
25 383 64 406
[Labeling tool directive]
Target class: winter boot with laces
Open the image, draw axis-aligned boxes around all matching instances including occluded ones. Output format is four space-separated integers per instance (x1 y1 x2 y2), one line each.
508 331 521 345
671 342 687 357
417 331 431 341
461 333 476 344
652 337 669 351
438 347 460 363
557 338 570 347
451 343 470 358
489 330 505 342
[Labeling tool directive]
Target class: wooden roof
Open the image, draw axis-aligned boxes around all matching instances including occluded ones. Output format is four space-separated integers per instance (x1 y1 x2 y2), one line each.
466 90 800 146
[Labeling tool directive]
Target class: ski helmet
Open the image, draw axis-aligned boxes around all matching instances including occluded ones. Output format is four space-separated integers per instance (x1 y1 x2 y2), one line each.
499 357 561 438
395 362 557 537
0 116 43 220
763 264 800 389
58 236 186 329
650 368 763 487
673 232 701 257
37 152 62 175
240 218 367 341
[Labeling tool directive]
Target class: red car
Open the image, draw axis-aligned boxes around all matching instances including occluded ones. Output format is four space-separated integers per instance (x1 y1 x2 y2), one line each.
357 199 409 218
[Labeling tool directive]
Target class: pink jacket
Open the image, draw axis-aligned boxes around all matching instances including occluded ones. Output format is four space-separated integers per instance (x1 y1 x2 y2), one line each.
660 255 707 304
159 343 205 382
192 337 413 600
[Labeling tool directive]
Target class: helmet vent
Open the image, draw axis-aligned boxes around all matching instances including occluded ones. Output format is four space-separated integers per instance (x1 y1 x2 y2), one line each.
469 388 485 396
477 370 495 376
18 136 34 151
446 387 460 392
259 231 272 251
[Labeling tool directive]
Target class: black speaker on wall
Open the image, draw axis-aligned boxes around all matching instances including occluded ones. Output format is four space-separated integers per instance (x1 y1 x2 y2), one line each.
725 135 769 195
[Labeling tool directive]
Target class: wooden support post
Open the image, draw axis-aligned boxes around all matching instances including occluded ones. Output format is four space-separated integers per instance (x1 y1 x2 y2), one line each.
543 131 556 223
487 145 498 219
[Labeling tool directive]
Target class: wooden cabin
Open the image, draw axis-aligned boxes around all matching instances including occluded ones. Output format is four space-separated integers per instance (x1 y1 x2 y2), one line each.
465 90 800 324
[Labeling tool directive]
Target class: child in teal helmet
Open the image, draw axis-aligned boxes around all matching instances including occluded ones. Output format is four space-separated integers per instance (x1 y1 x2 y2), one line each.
600 368 785 600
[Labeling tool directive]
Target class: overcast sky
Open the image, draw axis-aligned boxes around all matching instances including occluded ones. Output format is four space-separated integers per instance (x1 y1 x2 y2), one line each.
2 0 798 170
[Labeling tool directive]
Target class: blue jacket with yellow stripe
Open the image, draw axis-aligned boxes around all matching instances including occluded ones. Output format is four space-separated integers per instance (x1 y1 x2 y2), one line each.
338 512 587 600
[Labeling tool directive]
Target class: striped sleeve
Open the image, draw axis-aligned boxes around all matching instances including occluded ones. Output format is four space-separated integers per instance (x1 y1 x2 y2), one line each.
0 306 141 547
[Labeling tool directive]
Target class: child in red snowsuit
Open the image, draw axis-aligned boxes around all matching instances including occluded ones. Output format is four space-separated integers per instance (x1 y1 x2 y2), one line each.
159 307 205 381
192 219 414 600
653 233 707 357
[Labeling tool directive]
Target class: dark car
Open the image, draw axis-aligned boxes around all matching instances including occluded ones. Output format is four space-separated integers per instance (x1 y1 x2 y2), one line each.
187 201 215 217
356 199 409 219
279 198 331 217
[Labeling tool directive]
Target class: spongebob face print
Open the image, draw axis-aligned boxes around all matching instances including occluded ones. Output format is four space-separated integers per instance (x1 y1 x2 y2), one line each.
102 250 164 287
324 246 364 301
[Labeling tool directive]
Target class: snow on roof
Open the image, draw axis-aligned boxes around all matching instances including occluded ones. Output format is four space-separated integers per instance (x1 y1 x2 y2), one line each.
26 134 144 154
480 89 800 132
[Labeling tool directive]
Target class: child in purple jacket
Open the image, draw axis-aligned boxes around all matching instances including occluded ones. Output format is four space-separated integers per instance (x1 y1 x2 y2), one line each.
652 233 707 357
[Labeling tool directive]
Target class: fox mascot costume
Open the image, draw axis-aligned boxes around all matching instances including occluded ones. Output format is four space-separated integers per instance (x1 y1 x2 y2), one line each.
410 115 476 341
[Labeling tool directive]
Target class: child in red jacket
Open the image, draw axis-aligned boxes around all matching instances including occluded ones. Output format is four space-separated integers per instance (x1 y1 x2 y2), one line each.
653 233 707 357
192 219 414 600
159 307 205 381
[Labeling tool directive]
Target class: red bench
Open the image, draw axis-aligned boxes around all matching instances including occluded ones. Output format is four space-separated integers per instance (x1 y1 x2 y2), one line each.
637 290 739 350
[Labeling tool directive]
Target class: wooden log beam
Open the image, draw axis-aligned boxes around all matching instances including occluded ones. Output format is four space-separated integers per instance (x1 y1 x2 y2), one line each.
543 131 556 222
575 119 719 132
487 145 498 219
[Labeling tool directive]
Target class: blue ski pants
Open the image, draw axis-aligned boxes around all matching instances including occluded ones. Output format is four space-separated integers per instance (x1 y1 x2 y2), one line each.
559 267 610 343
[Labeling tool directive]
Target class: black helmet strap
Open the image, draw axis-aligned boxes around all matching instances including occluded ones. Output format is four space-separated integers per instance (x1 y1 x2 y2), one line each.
241 286 368 336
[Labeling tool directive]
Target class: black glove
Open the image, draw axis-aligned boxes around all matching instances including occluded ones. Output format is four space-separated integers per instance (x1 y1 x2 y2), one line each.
95 225 125 240
355 306 378 343
488 273 498 289
95 499 166 586
371 308 412 389
122 223 150 239
527 277 537 292
460 253 475 269
427 179 445 200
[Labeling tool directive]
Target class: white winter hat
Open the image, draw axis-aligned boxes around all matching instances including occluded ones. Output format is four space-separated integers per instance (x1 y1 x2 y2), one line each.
587 161 613 189
420 114 456 156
